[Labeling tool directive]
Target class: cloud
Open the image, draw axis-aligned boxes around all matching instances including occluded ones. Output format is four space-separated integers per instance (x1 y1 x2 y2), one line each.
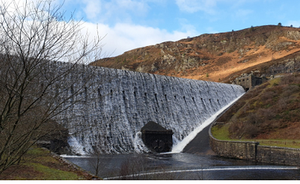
88 22 197 57
82 0 102 20
76 0 150 23
1 0 197 62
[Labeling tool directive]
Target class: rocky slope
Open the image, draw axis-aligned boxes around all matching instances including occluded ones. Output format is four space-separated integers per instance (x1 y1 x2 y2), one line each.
90 25 300 83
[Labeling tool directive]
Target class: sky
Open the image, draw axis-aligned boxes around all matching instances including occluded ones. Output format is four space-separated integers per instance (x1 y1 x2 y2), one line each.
6 0 300 58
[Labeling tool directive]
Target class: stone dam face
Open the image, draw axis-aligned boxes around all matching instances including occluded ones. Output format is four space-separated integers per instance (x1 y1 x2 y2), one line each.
53 62 245 155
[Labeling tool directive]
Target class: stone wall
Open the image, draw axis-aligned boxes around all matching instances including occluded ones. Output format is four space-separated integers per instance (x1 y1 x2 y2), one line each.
209 123 300 166
256 146 300 166
233 75 268 91
209 125 258 161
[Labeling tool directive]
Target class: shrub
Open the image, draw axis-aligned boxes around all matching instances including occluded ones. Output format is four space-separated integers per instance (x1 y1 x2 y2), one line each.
228 120 244 138
283 85 300 96
256 108 276 121
280 75 295 85
275 97 289 113
244 123 260 139
260 88 278 101
246 113 260 125
217 101 246 122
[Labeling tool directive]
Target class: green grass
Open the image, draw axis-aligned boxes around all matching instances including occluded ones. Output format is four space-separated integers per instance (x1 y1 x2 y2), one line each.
26 147 45 155
0 147 93 180
256 139 300 148
212 125 300 149
211 124 231 140
24 162 80 180
267 77 281 88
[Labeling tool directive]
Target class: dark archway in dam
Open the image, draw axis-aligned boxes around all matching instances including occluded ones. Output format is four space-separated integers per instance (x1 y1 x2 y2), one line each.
141 121 173 153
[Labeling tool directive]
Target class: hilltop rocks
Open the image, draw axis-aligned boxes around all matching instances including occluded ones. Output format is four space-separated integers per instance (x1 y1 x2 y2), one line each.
90 25 300 82
162 54 176 65
286 30 300 40
267 57 300 75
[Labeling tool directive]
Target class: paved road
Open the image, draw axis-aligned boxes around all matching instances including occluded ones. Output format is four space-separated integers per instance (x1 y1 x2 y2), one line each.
182 94 245 155
182 125 216 155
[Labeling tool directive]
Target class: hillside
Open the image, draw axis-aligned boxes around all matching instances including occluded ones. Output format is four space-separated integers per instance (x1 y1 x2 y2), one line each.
0 146 97 180
214 74 300 140
90 25 300 83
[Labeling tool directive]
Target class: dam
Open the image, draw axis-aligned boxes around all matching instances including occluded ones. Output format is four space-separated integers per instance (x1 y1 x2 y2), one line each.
53 62 245 154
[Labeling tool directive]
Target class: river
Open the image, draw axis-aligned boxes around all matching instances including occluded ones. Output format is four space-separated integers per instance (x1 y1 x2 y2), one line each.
63 153 300 180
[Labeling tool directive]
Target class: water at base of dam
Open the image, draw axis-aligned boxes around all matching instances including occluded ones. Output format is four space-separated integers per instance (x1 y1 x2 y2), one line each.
63 153 300 180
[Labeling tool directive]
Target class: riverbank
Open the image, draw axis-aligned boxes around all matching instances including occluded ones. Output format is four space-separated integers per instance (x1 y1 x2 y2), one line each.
0 146 98 180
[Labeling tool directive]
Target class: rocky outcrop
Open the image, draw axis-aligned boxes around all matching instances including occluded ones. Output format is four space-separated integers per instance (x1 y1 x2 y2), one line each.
227 50 300 83
90 25 300 82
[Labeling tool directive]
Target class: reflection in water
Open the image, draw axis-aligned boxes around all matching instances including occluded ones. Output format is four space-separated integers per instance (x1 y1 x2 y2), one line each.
63 153 300 180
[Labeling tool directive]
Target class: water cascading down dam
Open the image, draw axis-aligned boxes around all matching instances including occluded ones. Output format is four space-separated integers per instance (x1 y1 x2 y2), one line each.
54 62 245 155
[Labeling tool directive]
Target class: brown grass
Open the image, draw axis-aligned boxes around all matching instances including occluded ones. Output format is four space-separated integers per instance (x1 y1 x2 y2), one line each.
216 74 300 140
91 25 300 84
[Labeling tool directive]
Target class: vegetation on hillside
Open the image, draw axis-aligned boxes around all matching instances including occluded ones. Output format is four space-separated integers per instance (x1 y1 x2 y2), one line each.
215 74 300 140
0 146 97 180
91 25 300 83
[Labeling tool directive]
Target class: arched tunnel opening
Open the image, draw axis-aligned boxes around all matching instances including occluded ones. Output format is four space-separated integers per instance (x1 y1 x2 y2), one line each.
141 121 173 153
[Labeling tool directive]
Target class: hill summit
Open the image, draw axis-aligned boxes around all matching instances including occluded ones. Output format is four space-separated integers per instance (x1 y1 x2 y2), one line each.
90 25 300 83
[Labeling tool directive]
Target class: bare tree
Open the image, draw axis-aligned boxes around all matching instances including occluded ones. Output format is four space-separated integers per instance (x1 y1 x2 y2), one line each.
88 145 104 177
0 0 103 174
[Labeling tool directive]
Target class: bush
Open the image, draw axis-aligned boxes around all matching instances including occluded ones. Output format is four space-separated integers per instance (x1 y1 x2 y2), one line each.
280 75 296 85
244 123 260 139
259 88 278 101
282 85 300 96
217 101 246 122
256 108 276 121
221 74 300 140
228 120 243 138
275 97 289 113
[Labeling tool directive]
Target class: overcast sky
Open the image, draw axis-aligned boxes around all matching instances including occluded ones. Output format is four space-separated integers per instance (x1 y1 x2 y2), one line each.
9 0 300 58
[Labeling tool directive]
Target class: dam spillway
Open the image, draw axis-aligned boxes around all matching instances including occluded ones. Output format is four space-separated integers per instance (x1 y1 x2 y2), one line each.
54 62 245 154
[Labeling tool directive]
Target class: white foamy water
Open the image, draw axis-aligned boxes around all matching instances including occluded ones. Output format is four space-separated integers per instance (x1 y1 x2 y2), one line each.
52 61 245 154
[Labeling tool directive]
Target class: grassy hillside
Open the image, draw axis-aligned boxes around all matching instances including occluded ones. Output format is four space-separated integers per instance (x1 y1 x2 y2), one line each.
91 25 300 83
212 74 300 144
0 146 97 180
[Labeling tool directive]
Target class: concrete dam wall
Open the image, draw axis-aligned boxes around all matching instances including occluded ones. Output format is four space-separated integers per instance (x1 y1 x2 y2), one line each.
54 62 245 154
